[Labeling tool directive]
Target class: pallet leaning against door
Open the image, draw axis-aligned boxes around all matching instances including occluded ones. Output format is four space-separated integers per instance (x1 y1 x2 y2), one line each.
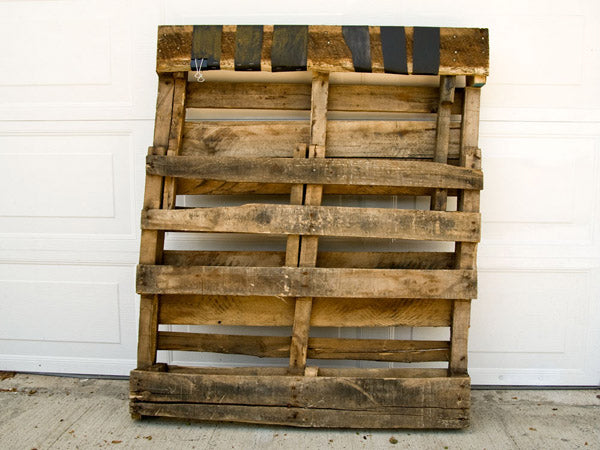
130 25 489 429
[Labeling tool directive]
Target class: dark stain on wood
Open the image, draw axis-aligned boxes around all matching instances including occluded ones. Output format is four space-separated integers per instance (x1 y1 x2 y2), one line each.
342 26 372 72
271 25 308 71
191 25 222 70
412 26 440 75
380 26 408 74
235 25 263 71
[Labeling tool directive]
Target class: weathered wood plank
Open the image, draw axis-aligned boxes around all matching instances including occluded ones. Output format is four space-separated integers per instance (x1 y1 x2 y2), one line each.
284 145 307 267
156 25 488 75
431 75 457 211
185 82 464 113
450 82 482 376
159 296 452 327
307 25 354 72
176 179 460 196
162 250 455 269
180 120 461 159
137 74 175 369
141 205 481 242
166 365 450 378
130 370 469 410
137 265 477 299
147 156 482 190
289 73 329 373
157 331 450 362
162 73 187 210
131 401 468 428
368 26 385 73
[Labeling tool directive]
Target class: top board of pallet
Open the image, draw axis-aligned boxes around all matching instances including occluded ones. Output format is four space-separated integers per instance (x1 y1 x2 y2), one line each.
157 25 489 76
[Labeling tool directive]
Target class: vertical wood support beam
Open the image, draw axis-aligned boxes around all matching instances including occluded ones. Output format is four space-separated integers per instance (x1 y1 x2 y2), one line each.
285 144 308 267
450 81 481 376
289 72 329 374
162 73 188 210
430 75 456 211
137 74 176 369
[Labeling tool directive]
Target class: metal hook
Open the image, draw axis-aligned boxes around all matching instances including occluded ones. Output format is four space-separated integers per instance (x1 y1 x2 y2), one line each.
194 58 205 83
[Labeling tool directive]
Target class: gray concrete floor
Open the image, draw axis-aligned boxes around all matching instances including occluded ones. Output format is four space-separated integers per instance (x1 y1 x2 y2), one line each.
0 372 598 449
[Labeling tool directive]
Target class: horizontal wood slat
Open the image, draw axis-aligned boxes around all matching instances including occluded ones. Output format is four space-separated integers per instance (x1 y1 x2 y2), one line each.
157 24 488 77
159 296 453 327
166 365 449 378
141 205 481 242
137 265 477 299
176 179 462 196
130 401 468 428
181 121 461 159
162 250 456 269
130 370 469 409
157 331 450 362
186 82 464 114
147 156 483 190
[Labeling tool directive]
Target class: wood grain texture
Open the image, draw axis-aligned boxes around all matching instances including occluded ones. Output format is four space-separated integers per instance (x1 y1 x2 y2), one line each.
137 265 477 299
147 156 482 189
157 331 450 362
162 74 187 210
137 74 176 369
130 370 470 428
307 25 354 72
161 250 455 269
368 26 384 73
176 179 460 196
156 25 488 75
130 370 469 409
166 365 450 378
159 295 452 327
185 82 464 113
431 75 457 211
141 205 481 242
450 83 482 376
180 120 461 159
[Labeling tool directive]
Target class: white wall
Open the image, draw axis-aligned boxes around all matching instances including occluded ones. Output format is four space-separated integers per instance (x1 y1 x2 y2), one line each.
0 0 598 385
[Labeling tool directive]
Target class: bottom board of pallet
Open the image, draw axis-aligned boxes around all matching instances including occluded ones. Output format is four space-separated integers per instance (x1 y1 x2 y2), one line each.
129 366 470 429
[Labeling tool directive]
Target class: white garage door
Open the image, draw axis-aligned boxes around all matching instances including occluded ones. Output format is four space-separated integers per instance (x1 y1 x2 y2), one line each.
0 0 598 386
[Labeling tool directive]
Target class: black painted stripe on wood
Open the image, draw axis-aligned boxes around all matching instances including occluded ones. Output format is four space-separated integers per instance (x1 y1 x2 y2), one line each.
271 25 308 72
235 25 263 71
342 26 372 73
191 25 222 70
380 26 408 74
412 27 440 75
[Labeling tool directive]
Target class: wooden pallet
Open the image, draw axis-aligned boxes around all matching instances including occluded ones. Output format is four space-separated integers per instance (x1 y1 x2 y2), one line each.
130 25 488 429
